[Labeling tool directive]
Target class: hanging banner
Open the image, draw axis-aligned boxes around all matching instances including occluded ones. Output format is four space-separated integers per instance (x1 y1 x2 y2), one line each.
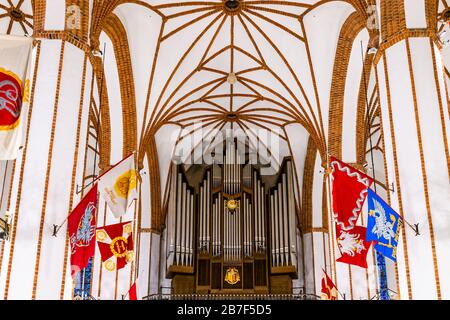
0 35 33 160
96 221 134 271
68 184 98 278
330 157 373 233
98 153 138 218
366 189 403 262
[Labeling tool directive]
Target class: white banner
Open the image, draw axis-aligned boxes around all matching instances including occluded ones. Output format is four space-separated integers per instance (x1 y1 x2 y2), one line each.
0 35 33 160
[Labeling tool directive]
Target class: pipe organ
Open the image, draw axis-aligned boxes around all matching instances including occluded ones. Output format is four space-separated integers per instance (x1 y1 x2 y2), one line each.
165 143 300 294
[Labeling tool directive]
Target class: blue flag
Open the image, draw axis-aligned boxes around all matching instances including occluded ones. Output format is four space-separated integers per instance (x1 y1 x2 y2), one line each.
366 189 403 262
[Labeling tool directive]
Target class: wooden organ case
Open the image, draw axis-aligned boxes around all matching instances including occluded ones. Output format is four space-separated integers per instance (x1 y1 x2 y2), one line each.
165 143 299 295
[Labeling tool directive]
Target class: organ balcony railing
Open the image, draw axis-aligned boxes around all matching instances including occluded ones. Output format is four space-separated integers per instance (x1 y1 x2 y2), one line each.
143 293 320 301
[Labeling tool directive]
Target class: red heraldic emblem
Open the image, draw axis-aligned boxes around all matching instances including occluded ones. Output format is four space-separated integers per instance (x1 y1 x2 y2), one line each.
68 184 98 278
96 221 134 271
0 70 22 130
336 226 373 268
330 157 373 233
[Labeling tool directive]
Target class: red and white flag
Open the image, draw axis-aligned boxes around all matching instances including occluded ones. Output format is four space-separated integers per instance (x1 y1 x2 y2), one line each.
96 221 134 272
0 35 33 160
68 184 98 278
336 226 373 269
330 157 373 233
321 269 338 300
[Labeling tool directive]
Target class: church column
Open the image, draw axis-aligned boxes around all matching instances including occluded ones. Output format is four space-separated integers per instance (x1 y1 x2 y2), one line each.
0 0 94 300
375 0 450 299
302 142 331 298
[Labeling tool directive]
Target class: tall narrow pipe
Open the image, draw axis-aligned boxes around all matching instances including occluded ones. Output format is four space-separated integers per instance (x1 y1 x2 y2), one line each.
238 205 242 260
225 203 228 261
232 208 235 261
243 194 247 257
249 203 253 257
176 174 183 265
206 172 211 253
256 180 263 251
212 202 216 256
274 190 281 266
199 186 204 250
218 198 220 255
278 183 285 266
254 172 259 247
189 193 194 266
259 184 264 252
287 162 297 267
282 175 289 265
183 190 191 266
270 194 276 266
181 184 187 265
247 198 251 257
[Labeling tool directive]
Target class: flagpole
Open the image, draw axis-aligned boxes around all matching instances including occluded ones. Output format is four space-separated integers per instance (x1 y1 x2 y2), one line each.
75 151 137 195
325 154 338 287
81 42 108 300
360 41 391 301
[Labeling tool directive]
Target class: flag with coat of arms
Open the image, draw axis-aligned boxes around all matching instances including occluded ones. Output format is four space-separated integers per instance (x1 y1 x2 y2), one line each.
96 221 134 271
0 35 33 160
366 189 403 262
68 184 98 278
98 153 138 218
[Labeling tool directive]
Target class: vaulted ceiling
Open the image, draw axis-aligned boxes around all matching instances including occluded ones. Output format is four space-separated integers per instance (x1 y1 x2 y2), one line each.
107 0 359 171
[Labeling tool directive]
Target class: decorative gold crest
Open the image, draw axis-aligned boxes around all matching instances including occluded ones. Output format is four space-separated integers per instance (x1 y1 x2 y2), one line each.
226 199 238 212
225 267 240 285
110 236 128 258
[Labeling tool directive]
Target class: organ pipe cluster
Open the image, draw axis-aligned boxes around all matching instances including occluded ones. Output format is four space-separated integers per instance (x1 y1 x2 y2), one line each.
269 161 298 268
165 145 299 289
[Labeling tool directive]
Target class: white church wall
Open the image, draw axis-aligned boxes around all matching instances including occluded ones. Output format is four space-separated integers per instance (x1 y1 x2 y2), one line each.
156 124 181 202
149 232 161 295
5 40 61 299
302 232 315 295
303 1 355 139
35 42 88 299
114 3 163 139
99 32 123 164
44 1 66 31
342 29 369 163
403 0 427 29
284 124 309 209
410 38 450 299
385 41 438 299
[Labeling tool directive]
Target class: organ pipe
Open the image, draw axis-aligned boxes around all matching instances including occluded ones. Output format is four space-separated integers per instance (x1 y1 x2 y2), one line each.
270 194 276 266
274 189 280 266
206 172 211 253
180 185 187 265
282 175 289 264
269 160 299 269
175 174 182 265
287 163 297 267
